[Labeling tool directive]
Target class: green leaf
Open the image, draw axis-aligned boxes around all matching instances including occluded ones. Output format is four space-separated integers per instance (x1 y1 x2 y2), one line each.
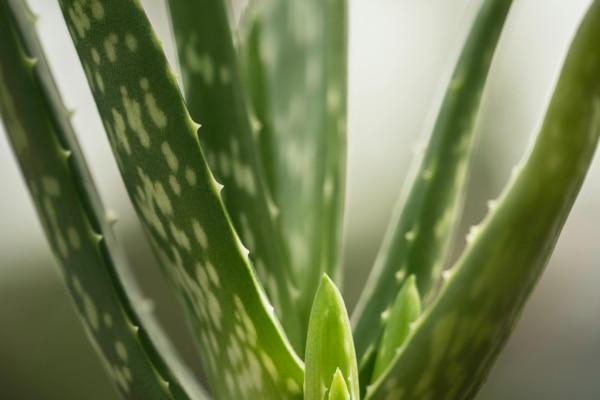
304 275 358 400
165 0 304 352
366 1 600 398
0 1 209 399
57 0 304 398
352 0 513 367
327 369 351 400
371 275 421 382
240 0 349 337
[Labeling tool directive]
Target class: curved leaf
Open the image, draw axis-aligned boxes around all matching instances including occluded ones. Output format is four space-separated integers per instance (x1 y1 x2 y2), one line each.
0 1 209 398
240 0 349 338
352 0 513 366
165 0 303 352
57 0 304 398
371 275 421 382
367 1 600 397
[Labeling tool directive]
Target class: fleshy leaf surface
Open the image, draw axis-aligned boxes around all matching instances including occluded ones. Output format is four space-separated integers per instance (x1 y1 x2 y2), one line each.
327 368 351 400
57 1 304 398
352 0 514 366
166 0 303 351
0 1 209 398
371 275 421 382
367 1 600 398
240 0 349 338
304 275 359 400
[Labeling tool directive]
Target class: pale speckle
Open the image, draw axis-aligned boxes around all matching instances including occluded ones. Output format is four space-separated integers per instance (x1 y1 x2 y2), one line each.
169 175 181 196
153 181 173 216
103 313 113 327
104 33 119 63
90 0 105 20
144 93 168 129
140 78 150 91
111 108 131 154
56 231 69 259
42 176 60 196
185 45 215 86
115 341 128 361
219 152 231 177
259 351 279 381
192 219 208 249
83 63 95 92
91 47 101 65
161 142 179 172
219 65 231 84
95 71 105 93
67 227 81 250
125 33 138 52
169 221 190 251
206 261 220 288
68 4 91 39
120 87 150 147
185 167 197 186
83 293 99 330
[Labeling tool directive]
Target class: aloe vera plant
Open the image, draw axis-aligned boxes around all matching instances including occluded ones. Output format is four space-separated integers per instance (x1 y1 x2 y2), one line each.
1 0 599 399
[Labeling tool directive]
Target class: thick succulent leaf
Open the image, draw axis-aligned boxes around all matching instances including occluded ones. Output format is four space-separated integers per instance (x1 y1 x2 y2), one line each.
304 275 359 400
352 0 513 365
0 1 209 399
165 0 303 352
240 0 349 333
327 369 351 400
366 2 600 398
57 1 304 398
371 275 421 382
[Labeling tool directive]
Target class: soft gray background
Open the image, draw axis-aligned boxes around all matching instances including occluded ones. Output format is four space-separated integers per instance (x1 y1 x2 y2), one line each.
0 0 598 398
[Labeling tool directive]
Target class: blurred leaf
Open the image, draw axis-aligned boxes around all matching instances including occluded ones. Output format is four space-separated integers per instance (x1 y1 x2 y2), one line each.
352 0 513 367
366 1 600 398
240 0 349 338
371 275 421 382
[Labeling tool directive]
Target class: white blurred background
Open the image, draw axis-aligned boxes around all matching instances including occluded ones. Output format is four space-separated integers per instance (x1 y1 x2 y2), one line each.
0 0 598 398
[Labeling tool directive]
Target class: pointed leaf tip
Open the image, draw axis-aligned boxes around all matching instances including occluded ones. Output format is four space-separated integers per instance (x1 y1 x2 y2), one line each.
327 368 351 400
372 275 421 382
305 275 359 400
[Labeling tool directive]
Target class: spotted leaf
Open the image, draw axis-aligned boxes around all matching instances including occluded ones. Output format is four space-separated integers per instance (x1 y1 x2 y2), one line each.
366 1 600 398
165 0 304 352
239 0 349 342
57 0 304 398
351 0 514 369
0 1 210 398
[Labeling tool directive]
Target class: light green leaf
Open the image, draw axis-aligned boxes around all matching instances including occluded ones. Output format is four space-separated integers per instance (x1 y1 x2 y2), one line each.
327 368 351 400
240 0 349 339
0 1 209 398
352 0 513 367
57 0 304 398
366 1 600 398
304 275 358 400
371 275 421 382
165 0 303 352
